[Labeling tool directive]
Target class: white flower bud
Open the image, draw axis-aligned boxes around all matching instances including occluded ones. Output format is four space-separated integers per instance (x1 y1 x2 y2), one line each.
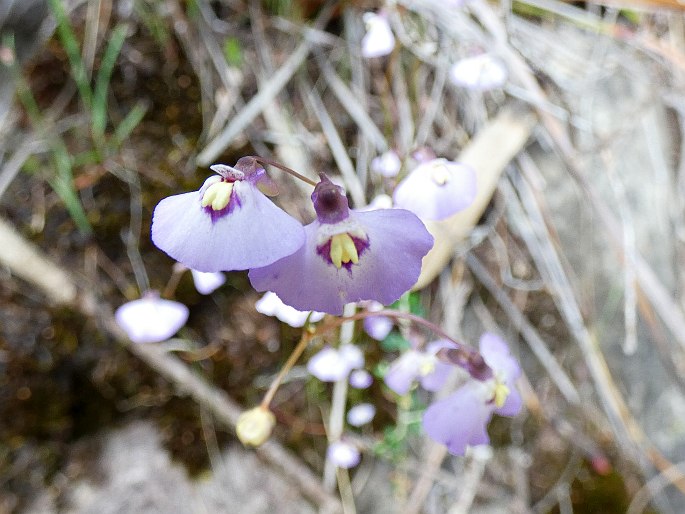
236 407 276 447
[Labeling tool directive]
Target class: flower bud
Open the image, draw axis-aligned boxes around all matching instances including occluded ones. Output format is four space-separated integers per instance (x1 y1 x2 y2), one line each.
236 407 276 447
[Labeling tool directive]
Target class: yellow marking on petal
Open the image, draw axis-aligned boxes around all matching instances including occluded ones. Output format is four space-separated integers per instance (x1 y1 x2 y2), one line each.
329 233 359 269
419 359 435 377
493 381 510 408
201 181 234 210
431 162 451 186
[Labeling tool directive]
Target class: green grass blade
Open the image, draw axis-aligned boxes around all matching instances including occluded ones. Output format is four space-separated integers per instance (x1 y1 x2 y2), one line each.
51 144 92 235
92 23 128 141
112 101 148 147
47 0 93 108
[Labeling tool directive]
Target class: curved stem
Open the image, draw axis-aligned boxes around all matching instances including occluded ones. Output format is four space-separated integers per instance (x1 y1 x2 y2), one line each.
251 155 318 187
260 331 313 409
260 307 493 411
318 309 472 354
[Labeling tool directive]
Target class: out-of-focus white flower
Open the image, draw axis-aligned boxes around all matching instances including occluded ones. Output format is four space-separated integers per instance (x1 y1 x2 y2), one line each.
307 345 364 382
393 158 477 220
255 291 325 328
449 54 508 91
365 194 394 211
347 403 376 427
349 369 373 389
190 269 226 295
327 440 361 469
361 12 395 58
371 150 401 177
115 291 189 344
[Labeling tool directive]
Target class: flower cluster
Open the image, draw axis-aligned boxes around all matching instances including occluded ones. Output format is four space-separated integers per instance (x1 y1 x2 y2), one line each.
140 155 521 460
150 158 434 317
384 333 522 456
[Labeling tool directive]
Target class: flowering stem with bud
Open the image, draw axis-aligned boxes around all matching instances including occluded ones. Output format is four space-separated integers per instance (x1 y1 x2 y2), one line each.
259 308 493 415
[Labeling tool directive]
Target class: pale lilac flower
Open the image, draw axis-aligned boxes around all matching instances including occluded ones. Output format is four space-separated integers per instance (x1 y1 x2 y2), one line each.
393 158 477 221
384 340 454 395
249 174 433 315
349 369 373 389
422 333 522 455
363 301 393 341
151 158 305 272
340 345 365 370
115 291 189 344
327 440 361 469
412 147 436 164
361 12 395 58
255 291 325 328
371 150 401 177
190 269 225 295
347 403 376 427
307 345 364 382
449 54 508 91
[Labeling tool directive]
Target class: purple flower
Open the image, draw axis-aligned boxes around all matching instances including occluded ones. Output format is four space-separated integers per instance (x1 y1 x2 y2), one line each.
393 158 477 221
361 12 395 58
307 345 364 382
255 291 325 328
190 269 225 295
422 333 522 455
384 340 455 395
449 54 508 91
249 175 433 315
151 158 305 272
115 291 189 344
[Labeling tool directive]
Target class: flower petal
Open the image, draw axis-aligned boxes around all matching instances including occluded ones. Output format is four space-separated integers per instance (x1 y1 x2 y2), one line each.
327 441 361 469
307 347 353 382
496 388 523 417
384 350 422 395
190 270 225 295
349 369 373 389
449 54 508 91
419 360 453 392
393 159 477 220
347 403 376 427
363 315 393 341
422 382 492 455
151 180 305 272
371 150 401 177
361 13 395 58
479 332 521 382
249 209 433 315
255 291 325 328
115 294 189 344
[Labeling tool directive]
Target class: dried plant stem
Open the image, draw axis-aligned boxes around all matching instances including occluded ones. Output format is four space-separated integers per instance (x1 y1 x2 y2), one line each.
403 442 448 514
